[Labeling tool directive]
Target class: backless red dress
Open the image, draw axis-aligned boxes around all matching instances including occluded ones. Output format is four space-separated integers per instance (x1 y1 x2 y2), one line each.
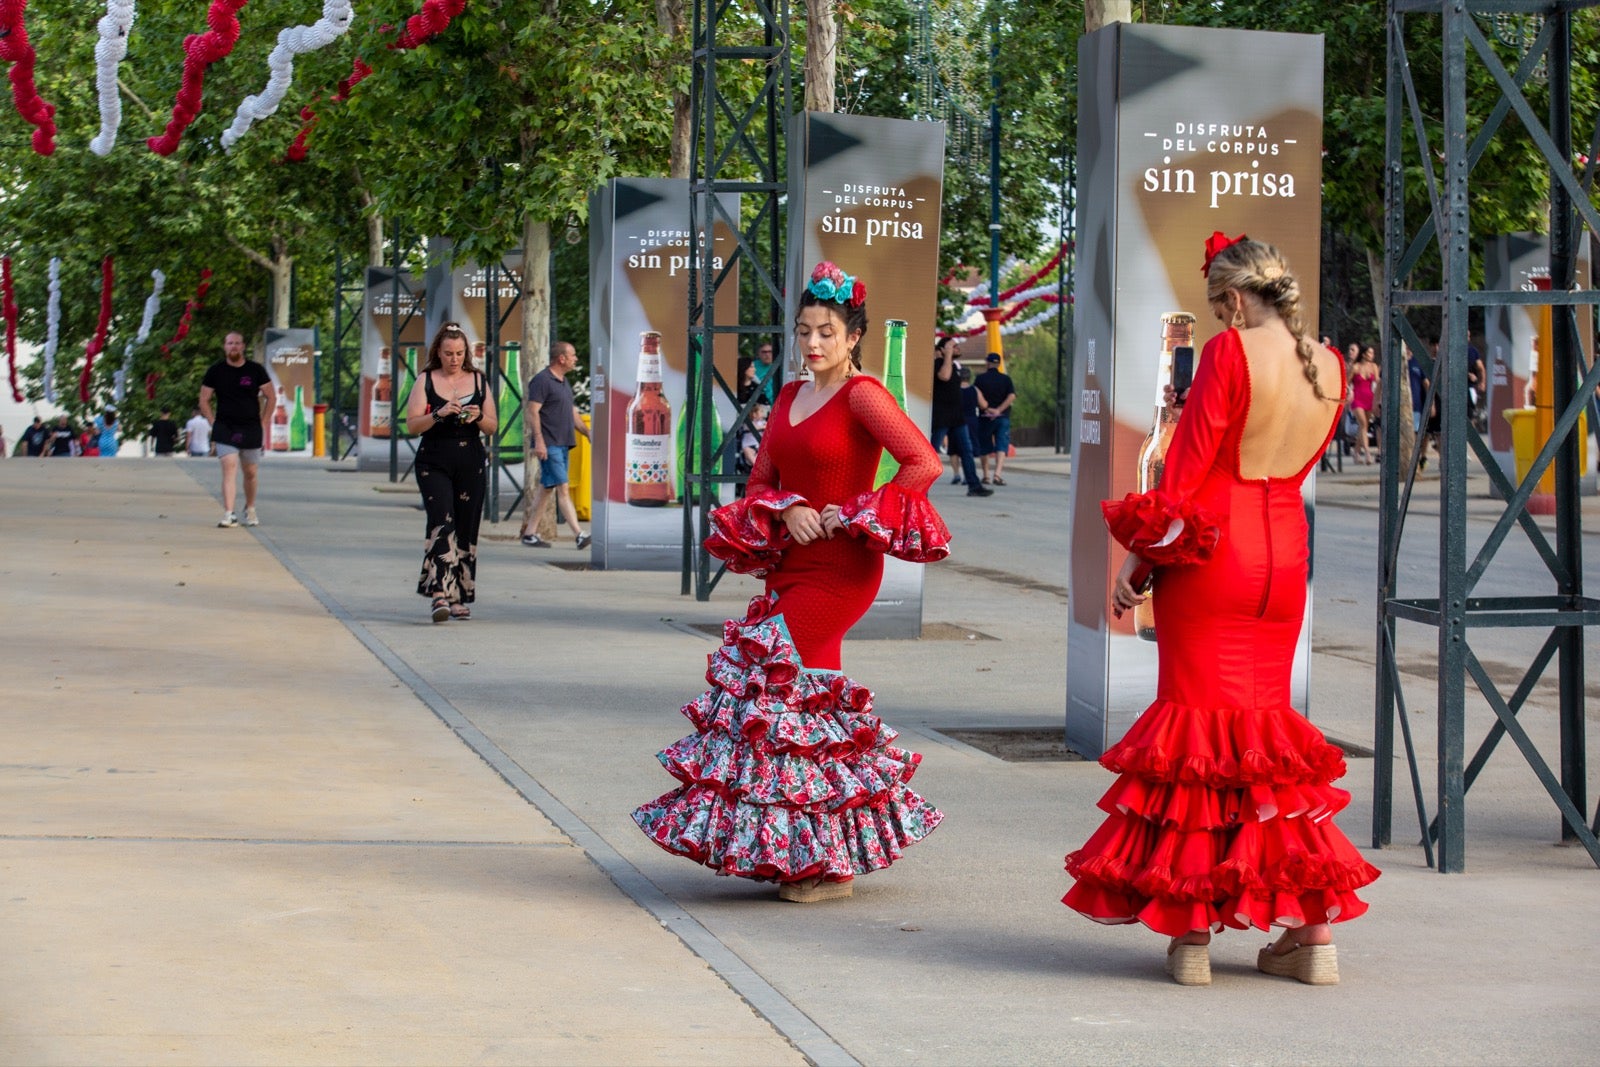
1064 330 1380 936
632 375 951 882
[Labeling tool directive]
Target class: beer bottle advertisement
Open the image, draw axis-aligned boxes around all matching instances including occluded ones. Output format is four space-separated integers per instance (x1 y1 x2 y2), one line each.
624 331 674 506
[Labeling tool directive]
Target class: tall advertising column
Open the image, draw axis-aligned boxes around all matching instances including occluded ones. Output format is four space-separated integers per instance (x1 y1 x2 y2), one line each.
785 111 947 640
263 328 317 454
1066 24 1325 757
589 178 741 569
357 267 427 472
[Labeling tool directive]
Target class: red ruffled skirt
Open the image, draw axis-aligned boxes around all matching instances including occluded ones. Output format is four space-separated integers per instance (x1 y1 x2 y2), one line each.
1063 699 1379 938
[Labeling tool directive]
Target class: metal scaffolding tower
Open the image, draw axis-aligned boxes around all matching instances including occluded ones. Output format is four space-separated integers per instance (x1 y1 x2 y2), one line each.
1376 0 1600 871
683 0 793 600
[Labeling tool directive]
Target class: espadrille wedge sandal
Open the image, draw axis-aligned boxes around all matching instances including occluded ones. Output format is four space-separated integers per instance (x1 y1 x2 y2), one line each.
1257 943 1339 985
1165 942 1211 985
777 876 854 903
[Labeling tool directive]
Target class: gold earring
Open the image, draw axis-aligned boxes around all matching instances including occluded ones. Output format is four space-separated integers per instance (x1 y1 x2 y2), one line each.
1231 306 1246 329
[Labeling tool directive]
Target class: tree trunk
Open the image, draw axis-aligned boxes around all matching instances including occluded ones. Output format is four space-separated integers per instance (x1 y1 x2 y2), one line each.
657 0 692 178
521 217 557 539
804 0 836 112
1085 0 1132 32
271 237 292 328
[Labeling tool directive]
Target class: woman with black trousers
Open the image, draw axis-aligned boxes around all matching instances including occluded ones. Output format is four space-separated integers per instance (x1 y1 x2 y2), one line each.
404 322 499 622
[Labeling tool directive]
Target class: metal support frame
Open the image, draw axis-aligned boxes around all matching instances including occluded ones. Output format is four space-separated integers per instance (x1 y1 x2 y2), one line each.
683 0 793 600
329 249 366 461
386 221 426 483
1376 0 1600 871
1055 156 1076 454
483 262 526 524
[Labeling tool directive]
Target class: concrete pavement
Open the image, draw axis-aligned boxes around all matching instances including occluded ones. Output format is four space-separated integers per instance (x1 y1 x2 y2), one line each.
1 450 1596 1065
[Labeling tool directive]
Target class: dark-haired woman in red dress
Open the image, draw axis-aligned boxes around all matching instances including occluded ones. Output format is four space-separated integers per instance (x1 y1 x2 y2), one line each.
1064 235 1380 985
632 262 949 903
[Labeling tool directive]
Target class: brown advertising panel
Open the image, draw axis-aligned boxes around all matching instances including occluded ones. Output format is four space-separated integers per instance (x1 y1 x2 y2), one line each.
785 112 946 639
1066 24 1325 757
589 179 741 569
357 267 427 471
263 327 316 454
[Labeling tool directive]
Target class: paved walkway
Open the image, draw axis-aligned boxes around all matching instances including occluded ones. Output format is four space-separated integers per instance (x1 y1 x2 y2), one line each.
1 451 1596 1065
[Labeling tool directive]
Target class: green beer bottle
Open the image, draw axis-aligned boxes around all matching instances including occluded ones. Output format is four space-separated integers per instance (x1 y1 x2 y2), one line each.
395 346 418 436
674 353 723 504
289 386 308 451
873 319 909 488
497 341 524 462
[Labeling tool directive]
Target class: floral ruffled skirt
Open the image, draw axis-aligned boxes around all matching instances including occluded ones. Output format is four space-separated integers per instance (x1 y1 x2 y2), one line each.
632 594 943 882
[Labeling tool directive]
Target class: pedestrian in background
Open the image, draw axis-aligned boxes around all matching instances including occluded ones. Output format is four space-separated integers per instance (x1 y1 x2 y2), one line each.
520 340 592 550
185 407 212 456
150 409 179 455
199 331 276 527
974 352 1016 485
930 337 989 497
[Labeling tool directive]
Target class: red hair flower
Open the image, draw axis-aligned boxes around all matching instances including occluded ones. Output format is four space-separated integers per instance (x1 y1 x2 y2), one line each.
1202 231 1247 277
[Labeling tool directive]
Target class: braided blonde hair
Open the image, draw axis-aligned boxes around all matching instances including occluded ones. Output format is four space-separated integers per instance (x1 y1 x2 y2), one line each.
1206 239 1333 402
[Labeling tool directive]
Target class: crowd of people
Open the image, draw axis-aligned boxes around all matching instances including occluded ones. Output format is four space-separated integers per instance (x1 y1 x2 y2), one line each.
6 405 215 459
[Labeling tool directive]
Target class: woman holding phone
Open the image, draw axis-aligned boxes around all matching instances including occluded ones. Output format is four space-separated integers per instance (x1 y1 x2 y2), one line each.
405 322 498 621
1063 235 1378 985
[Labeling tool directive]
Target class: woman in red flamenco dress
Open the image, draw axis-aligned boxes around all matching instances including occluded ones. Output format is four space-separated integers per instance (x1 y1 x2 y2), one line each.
632 262 950 903
1063 235 1380 985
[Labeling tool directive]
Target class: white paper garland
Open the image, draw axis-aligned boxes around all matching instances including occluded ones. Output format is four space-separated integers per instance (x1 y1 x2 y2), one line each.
221 0 354 152
89 1 137 157
42 257 61 403
1000 303 1060 337
113 268 164 402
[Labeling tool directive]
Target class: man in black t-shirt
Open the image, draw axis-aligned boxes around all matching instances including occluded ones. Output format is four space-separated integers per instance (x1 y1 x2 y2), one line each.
21 416 50 456
46 415 75 456
973 353 1017 485
150 409 180 455
930 338 989 496
199 332 276 528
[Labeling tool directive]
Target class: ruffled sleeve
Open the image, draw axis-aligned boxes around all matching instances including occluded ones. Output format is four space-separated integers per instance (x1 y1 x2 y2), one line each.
831 379 951 562
704 486 809 577
837 482 951 563
1101 330 1243 567
1101 489 1219 565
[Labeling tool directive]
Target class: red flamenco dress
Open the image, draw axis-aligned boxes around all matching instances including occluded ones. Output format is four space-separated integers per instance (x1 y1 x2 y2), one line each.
1064 329 1379 937
632 375 950 883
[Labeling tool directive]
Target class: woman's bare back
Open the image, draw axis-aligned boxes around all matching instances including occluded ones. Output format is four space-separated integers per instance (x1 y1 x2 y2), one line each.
1235 325 1344 480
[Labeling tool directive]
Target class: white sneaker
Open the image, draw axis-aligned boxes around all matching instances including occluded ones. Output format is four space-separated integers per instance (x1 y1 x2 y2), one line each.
243 507 260 527
217 511 238 528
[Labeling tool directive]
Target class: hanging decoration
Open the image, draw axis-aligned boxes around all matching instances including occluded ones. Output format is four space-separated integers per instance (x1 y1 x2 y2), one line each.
113 269 164 403
940 293 1070 341
79 256 115 404
966 241 1070 307
89 0 137 156
148 0 252 156
41 256 60 403
2 257 20 403
147 268 211 398
287 0 464 162
0 0 56 154
221 0 353 152
388 0 466 50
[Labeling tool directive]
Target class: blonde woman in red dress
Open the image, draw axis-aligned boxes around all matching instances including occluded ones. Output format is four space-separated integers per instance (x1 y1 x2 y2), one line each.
1064 235 1380 984
632 262 949 903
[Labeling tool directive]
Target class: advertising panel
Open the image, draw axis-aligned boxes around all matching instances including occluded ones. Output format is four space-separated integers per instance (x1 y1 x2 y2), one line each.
263 327 316 454
1066 24 1325 756
357 267 428 472
589 178 741 569
784 112 946 639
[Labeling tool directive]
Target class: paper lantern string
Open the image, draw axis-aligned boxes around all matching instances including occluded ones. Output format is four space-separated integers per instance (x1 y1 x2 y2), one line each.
41 256 60 403
80 257 116 404
2 256 20 402
0 0 57 154
89 1 137 156
113 268 164 403
147 268 212 398
222 0 353 152
148 0 252 157
389 0 465 50
287 0 461 163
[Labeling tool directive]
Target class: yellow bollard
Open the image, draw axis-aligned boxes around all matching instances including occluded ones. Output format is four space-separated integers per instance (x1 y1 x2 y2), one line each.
312 404 327 458
570 413 593 521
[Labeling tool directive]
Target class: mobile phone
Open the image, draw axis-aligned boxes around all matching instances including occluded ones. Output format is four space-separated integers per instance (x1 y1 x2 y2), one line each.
1172 345 1195 397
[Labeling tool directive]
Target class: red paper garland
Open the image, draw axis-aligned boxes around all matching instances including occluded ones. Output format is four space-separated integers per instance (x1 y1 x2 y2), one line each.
939 293 1072 341
148 1 253 156
1 256 20 402
966 241 1071 308
146 268 214 398
79 256 115 404
0 0 57 155
287 0 464 163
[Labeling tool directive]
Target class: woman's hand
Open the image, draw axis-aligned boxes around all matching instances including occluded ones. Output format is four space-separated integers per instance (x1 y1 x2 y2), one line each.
435 398 463 421
782 504 830 545
460 404 481 423
1162 383 1189 409
818 503 845 537
1111 553 1149 618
